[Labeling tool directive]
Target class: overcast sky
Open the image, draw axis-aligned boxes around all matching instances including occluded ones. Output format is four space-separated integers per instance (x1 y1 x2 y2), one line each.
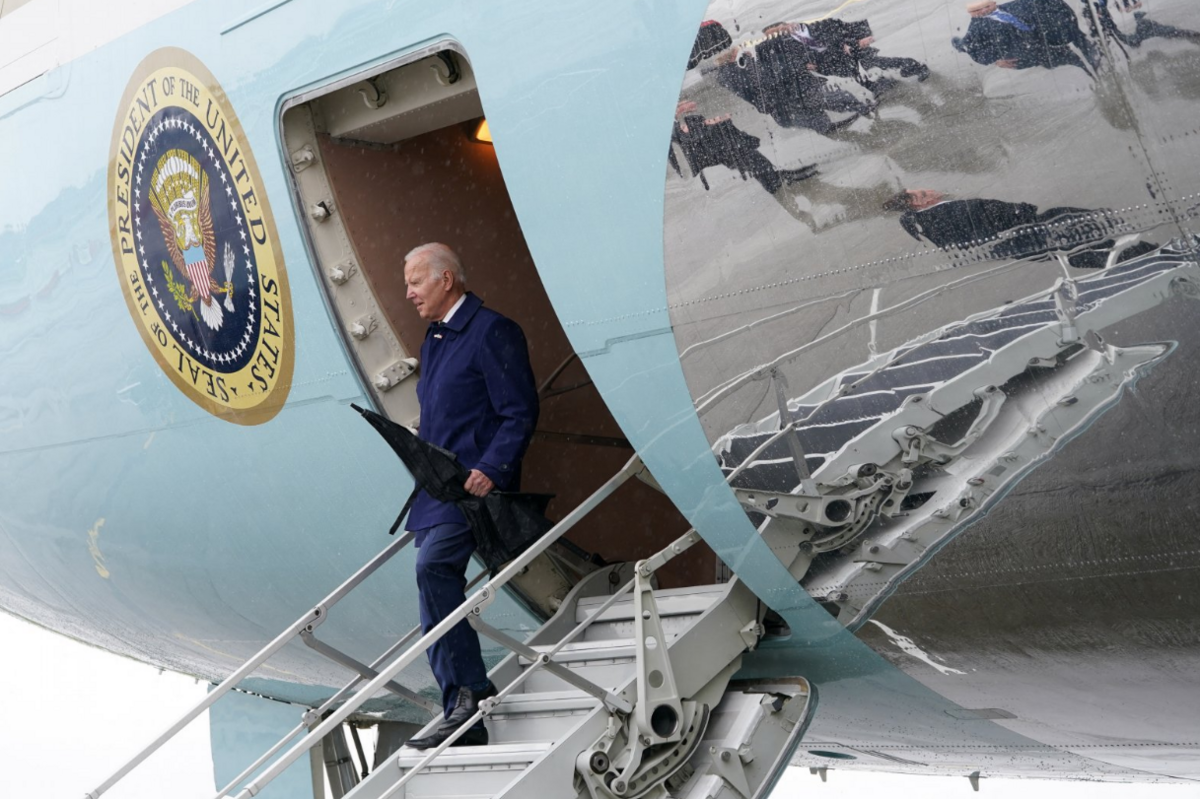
2 611 1195 799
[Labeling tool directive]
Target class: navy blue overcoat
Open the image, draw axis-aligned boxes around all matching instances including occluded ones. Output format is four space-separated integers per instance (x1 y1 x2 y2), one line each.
409 292 539 533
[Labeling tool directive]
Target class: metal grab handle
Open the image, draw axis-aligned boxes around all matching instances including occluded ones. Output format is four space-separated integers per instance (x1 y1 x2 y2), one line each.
84 530 416 799
230 455 645 799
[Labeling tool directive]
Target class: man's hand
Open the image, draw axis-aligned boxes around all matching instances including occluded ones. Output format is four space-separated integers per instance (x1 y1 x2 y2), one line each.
464 469 495 497
995 58 1018 69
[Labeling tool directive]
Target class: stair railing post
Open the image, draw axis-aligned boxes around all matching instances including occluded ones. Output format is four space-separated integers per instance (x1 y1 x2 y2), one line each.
231 456 644 799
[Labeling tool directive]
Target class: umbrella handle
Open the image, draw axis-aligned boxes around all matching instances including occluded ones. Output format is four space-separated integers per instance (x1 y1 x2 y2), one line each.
389 486 421 536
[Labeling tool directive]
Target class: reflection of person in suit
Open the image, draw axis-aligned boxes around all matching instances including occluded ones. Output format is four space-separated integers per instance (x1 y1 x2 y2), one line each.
703 22 874 136
671 102 818 194
767 18 929 93
883 189 1156 267
952 0 1100 73
672 23 819 195
1082 0 1200 50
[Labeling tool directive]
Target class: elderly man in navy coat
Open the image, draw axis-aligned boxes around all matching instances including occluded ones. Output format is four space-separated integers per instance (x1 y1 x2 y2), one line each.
401 242 539 750
952 0 1099 73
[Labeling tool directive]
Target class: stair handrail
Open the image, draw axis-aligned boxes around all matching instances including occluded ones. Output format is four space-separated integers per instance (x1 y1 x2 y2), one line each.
226 454 646 799
370 626 566 799
211 566 489 799
692 257 1032 416
84 529 418 799
368 527 705 799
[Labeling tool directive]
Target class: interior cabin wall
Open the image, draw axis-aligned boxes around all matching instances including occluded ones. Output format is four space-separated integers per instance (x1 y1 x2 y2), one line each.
318 126 714 587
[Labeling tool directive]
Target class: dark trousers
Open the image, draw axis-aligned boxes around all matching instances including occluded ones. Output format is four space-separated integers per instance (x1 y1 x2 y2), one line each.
415 521 489 722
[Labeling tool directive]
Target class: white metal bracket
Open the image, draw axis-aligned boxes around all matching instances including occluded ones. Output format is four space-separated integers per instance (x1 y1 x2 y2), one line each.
372 358 418 392
633 563 684 746
290 145 316 172
327 260 357 285
348 314 378 341
710 745 753 797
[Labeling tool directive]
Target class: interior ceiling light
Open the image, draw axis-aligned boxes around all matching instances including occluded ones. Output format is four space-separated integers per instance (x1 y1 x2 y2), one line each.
474 118 492 144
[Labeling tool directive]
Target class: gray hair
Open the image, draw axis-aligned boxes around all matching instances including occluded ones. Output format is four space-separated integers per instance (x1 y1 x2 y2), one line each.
404 242 466 285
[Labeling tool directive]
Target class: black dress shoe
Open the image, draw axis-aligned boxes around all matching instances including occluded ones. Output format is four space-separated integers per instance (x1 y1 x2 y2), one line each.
406 682 498 750
405 729 444 750
451 726 489 747
444 682 498 729
405 723 489 750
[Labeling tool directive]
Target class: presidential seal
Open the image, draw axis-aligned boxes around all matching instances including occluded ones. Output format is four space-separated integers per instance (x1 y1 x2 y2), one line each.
109 48 293 424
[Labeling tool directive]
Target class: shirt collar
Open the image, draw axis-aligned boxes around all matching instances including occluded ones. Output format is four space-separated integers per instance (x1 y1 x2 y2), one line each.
429 292 483 334
440 293 468 326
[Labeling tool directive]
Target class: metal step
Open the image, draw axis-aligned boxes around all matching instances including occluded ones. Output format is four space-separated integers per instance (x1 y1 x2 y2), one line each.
520 637 674 663
491 581 759 799
518 650 636 695
483 690 600 744
574 584 727 623
371 742 551 799
575 586 725 642
346 578 814 799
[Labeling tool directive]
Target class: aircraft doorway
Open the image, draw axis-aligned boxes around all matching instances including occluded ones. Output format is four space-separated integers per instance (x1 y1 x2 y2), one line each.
281 45 714 591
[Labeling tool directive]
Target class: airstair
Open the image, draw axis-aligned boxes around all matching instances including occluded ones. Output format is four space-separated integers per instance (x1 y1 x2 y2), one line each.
703 237 1200 627
84 456 815 799
353 571 812 799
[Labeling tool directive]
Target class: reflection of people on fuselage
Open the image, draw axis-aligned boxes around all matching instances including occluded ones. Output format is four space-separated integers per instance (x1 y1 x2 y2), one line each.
764 18 930 95
1081 0 1200 52
883 189 1158 267
952 0 1100 74
670 23 820 196
772 178 901 234
670 102 819 195
696 20 875 137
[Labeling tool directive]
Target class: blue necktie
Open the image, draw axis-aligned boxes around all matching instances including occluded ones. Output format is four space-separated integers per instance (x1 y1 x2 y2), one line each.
989 10 1033 32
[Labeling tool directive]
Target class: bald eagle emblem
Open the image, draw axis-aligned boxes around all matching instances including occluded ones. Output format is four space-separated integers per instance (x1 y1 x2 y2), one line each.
148 149 235 330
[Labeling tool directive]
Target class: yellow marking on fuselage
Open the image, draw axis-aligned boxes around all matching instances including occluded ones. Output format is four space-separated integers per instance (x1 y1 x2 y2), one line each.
87 518 110 579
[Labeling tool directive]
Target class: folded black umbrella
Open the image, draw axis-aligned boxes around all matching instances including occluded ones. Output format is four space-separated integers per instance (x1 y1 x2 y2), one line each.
351 404 554 572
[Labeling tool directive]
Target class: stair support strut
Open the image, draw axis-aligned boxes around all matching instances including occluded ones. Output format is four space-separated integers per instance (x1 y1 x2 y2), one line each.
228 456 645 799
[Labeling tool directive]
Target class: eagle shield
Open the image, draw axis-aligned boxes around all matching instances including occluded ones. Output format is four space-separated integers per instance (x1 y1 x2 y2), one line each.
148 149 234 330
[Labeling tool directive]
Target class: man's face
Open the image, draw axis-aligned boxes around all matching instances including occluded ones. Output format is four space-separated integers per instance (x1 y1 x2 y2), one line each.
907 189 946 210
404 258 454 321
968 1 999 17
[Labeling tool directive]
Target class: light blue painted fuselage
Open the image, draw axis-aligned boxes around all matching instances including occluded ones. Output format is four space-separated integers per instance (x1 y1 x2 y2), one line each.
4 0 1200 787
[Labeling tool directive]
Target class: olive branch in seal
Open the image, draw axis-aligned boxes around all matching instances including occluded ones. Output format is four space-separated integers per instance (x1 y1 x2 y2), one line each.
161 260 198 320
